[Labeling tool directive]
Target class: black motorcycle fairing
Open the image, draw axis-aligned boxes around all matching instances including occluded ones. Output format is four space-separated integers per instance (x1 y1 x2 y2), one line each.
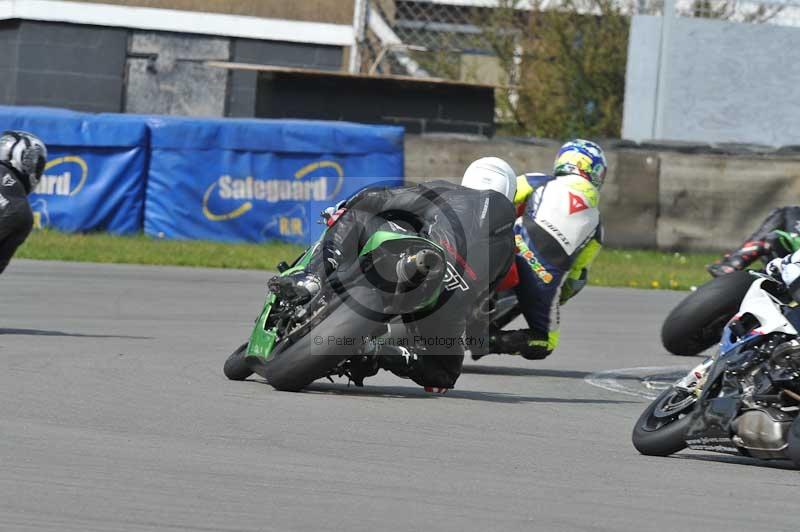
683 338 761 453
685 396 741 454
783 306 800 331
683 342 740 453
684 333 800 456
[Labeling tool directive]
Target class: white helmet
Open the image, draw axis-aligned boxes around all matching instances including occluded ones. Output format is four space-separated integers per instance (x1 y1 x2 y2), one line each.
0 130 47 194
461 157 517 202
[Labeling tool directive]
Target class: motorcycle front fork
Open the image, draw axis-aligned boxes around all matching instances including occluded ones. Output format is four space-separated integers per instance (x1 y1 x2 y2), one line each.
675 358 715 396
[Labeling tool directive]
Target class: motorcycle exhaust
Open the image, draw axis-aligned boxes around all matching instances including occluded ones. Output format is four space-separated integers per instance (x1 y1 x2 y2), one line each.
396 249 444 290
731 409 791 459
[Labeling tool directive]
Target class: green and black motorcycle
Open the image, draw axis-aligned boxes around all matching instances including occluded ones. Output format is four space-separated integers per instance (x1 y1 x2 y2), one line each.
224 215 521 392
224 217 454 392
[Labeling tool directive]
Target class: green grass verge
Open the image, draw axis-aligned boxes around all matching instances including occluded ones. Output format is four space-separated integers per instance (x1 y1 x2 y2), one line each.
17 230 721 290
17 230 305 270
591 248 719 291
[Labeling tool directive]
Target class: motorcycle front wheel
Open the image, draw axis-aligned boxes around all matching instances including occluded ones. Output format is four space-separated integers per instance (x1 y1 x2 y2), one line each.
632 387 697 456
223 343 253 381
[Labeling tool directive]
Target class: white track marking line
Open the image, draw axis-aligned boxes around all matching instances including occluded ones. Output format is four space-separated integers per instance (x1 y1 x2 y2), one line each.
584 366 690 400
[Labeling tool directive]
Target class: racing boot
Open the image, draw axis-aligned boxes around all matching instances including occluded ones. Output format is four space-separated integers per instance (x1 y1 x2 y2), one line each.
375 344 420 377
347 338 405 387
347 354 379 387
469 327 499 361
346 340 416 387
268 272 321 305
706 240 767 277
375 344 453 392
491 329 552 360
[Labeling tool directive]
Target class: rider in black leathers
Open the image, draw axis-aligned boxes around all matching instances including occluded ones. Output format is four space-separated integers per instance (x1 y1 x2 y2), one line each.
271 159 518 391
0 131 47 274
708 206 800 277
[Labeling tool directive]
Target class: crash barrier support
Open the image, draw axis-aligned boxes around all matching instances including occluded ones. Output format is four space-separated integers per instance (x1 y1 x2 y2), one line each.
0 106 405 244
0 106 149 234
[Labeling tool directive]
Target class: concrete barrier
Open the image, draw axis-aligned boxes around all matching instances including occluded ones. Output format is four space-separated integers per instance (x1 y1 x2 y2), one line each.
658 153 800 251
607 150 660 249
405 134 800 252
405 134 556 182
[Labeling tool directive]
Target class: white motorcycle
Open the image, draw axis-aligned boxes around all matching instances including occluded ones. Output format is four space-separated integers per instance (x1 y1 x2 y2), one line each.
633 272 800 466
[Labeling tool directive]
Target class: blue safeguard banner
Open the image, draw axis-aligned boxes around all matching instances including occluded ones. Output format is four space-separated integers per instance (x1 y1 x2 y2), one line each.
0 106 148 234
144 117 404 245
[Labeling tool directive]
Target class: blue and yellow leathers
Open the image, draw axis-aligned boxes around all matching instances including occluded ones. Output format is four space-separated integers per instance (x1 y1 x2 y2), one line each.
506 172 602 358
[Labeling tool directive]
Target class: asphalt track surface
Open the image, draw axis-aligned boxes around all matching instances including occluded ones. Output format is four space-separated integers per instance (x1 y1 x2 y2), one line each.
1 260 798 532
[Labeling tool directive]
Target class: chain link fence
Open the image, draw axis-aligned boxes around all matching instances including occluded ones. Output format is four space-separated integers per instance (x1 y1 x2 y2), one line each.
358 0 502 80
358 0 800 80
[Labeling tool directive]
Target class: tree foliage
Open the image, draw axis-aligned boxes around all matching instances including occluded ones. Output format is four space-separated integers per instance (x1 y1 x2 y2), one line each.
483 0 630 139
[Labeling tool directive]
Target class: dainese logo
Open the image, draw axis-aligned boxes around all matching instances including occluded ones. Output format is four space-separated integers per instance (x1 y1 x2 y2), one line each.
33 156 89 197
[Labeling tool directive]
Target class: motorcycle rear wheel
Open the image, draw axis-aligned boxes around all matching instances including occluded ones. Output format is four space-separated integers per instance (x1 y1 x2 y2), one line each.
661 270 754 356
260 285 387 392
632 387 696 456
